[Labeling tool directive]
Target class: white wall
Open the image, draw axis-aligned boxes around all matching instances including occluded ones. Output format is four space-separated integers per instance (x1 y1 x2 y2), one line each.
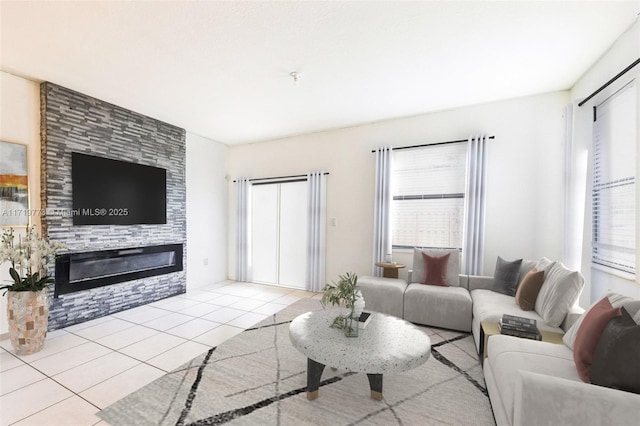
0 73 230 338
186 132 229 288
0 71 41 335
228 91 570 285
570 18 640 304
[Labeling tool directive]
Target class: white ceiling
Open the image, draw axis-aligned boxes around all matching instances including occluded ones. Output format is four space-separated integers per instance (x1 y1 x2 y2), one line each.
1 1 639 145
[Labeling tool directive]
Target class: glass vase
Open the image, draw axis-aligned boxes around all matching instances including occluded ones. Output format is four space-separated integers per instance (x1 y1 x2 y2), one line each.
343 312 359 337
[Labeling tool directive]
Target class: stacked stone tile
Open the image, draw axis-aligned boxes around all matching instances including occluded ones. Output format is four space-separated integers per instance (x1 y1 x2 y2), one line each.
40 82 187 330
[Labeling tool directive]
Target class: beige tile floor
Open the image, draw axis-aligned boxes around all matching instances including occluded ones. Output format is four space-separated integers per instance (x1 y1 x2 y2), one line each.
0 281 320 426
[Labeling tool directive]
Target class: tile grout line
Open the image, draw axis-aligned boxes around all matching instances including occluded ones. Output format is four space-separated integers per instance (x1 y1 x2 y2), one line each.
0 282 315 425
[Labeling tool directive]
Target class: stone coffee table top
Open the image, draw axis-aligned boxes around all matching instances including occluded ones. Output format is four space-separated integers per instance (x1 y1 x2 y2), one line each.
289 309 431 374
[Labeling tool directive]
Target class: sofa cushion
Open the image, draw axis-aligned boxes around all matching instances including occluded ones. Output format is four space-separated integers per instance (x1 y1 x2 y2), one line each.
471 289 563 332
485 334 579 425
357 276 407 319
563 292 640 350
492 256 522 296
517 259 537 285
534 261 584 327
515 268 545 311
470 289 564 349
404 283 471 332
421 252 449 286
511 370 640 426
591 307 640 394
412 248 460 286
573 296 621 382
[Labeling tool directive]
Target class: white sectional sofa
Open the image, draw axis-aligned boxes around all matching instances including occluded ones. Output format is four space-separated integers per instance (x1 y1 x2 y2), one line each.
484 334 640 426
358 251 640 425
484 290 640 426
361 249 475 332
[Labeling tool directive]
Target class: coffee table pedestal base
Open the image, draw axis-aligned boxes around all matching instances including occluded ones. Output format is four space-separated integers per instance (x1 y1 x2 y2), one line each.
306 358 383 401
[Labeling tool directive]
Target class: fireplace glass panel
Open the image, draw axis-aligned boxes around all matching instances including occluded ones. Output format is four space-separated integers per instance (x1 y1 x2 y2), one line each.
70 252 176 282
55 243 184 297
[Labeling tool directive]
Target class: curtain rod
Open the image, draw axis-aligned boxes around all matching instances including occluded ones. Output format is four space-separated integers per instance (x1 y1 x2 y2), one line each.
233 172 329 183
370 135 495 153
578 57 640 107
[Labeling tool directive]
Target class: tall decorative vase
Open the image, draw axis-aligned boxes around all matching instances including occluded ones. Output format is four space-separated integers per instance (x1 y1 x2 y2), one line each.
7 289 49 355
343 313 359 337
344 290 365 338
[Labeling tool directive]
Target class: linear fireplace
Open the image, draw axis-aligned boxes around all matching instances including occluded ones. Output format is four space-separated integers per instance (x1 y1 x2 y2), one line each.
55 244 183 297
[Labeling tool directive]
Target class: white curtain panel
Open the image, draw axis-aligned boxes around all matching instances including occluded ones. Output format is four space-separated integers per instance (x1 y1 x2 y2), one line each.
306 172 327 292
562 102 589 271
462 135 488 275
372 147 393 276
563 103 576 268
236 178 251 282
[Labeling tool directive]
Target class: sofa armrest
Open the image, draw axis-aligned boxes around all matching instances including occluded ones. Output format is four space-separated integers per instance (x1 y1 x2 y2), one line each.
561 305 585 332
464 275 494 291
514 370 640 426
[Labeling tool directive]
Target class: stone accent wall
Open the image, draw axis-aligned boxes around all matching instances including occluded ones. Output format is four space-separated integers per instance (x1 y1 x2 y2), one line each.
40 82 187 330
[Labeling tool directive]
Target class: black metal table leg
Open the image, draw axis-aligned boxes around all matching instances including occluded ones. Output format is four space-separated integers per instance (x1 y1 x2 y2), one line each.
307 358 325 400
367 373 383 400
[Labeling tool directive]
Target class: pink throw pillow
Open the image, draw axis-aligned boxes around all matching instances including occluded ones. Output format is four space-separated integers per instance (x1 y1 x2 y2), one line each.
421 252 450 286
573 296 621 382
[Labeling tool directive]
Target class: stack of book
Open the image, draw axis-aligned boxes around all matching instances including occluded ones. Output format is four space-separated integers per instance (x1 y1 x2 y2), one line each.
358 312 372 329
499 314 542 340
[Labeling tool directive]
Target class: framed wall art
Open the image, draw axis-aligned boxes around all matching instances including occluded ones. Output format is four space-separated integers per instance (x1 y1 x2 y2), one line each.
0 141 29 226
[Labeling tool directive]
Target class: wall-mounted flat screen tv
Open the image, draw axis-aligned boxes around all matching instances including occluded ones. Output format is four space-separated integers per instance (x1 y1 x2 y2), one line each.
72 153 167 225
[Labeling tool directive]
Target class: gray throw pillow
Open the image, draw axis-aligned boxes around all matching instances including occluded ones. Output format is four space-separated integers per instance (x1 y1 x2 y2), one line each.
590 307 640 393
492 256 522 296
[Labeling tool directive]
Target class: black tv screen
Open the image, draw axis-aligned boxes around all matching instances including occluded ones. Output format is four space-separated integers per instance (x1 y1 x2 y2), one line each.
72 153 167 225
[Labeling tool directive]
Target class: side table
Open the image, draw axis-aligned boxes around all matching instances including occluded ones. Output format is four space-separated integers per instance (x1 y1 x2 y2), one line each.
479 320 564 363
375 262 406 279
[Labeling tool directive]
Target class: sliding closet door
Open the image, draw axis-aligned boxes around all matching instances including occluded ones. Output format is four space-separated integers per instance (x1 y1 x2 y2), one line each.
278 181 307 288
250 181 307 289
251 184 279 284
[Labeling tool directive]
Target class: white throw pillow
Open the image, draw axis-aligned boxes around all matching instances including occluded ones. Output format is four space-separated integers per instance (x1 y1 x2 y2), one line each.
534 261 584 327
411 248 460 286
563 292 640 350
534 257 556 276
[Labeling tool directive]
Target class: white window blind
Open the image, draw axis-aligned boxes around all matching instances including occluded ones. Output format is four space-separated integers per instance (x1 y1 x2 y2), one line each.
592 81 636 275
391 143 467 249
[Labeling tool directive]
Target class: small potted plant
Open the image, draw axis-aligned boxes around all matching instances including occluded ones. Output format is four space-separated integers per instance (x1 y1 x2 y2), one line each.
320 272 365 337
0 227 67 355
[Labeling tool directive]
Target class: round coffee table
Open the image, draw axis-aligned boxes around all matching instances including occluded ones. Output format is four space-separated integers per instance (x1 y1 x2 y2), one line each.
289 309 431 400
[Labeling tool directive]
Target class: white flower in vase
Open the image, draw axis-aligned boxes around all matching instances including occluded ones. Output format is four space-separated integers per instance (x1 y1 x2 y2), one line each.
352 289 365 319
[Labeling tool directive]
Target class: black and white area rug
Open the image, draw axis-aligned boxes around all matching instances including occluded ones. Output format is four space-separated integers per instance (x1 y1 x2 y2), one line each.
98 299 495 425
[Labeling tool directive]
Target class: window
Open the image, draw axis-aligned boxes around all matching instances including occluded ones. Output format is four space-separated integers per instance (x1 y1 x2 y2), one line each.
592 81 636 276
391 143 467 249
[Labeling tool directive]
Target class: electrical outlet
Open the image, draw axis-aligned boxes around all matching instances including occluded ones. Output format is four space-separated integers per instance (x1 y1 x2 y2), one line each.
203 258 209 266
330 218 337 227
